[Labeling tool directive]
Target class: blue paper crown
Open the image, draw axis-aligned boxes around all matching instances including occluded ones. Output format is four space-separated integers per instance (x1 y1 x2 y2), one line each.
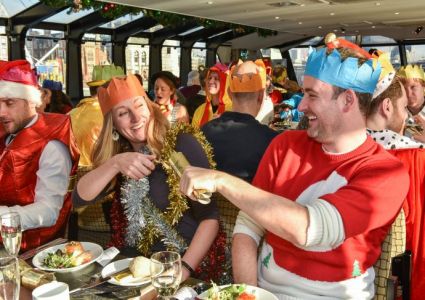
304 47 381 94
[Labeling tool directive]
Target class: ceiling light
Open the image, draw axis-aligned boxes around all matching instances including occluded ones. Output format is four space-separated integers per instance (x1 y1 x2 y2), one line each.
371 25 376 28
394 12 400 15
375 2 381 6
318 25 322 29
267 1 300 7
414 25 424 35
207 1 213 4
275 16 280 19
330 12 335 16
355 30 359 33
298 22 303 24
300 3 305 6
333 29 338 32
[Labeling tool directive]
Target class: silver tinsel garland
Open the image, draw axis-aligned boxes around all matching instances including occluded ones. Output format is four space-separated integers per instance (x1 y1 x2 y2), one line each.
141 196 187 253
120 146 150 247
120 145 187 253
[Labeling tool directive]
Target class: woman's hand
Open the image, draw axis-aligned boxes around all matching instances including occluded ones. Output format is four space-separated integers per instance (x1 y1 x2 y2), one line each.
113 152 156 179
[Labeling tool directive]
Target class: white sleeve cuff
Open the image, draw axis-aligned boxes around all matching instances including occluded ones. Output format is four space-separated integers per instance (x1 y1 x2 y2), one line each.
305 199 345 248
233 210 265 246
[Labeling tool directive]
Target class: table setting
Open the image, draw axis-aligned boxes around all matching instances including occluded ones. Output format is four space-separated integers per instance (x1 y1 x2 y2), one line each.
0 212 277 300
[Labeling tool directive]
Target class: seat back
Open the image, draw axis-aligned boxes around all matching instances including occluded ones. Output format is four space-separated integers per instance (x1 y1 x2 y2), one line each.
215 193 240 247
66 167 113 247
373 209 406 300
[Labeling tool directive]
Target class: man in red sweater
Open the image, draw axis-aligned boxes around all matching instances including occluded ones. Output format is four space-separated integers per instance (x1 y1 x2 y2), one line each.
179 35 409 299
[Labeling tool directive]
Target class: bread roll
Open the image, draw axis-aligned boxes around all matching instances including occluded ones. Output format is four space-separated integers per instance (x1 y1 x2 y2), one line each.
129 256 151 278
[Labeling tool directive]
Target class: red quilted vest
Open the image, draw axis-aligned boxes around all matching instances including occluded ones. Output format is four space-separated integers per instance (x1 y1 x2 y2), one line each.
0 113 79 251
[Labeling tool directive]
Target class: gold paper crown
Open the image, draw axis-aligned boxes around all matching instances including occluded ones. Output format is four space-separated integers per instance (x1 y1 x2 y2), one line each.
372 52 396 98
229 59 266 93
397 64 425 81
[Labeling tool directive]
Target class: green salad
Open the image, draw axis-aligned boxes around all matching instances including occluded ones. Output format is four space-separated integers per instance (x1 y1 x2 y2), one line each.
42 249 75 269
205 283 253 300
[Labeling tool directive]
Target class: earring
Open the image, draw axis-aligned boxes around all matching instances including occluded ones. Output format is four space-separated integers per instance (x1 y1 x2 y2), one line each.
112 128 119 141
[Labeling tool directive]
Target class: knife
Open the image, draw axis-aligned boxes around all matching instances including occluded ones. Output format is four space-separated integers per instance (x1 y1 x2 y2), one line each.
19 238 67 260
69 267 131 294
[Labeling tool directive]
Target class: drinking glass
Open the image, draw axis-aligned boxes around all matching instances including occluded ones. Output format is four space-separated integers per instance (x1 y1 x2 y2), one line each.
0 256 20 300
150 251 182 299
1 212 22 256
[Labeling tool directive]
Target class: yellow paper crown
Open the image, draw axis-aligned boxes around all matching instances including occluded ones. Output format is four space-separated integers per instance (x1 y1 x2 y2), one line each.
397 64 425 81
229 59 266 93
372 52 396 98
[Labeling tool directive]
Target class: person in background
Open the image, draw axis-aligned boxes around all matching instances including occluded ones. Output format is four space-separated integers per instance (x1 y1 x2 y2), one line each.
186 67 207 122
69 64 124 234
201 60 278 279
180 70 201 99
272 65 302 96
73 75 219 284
256 71 275 125
152 71 189 124
397 64 425 142
263 59 282 105
366 53 425 299
398 64 425 117
39 79 73 114
203 60 278 183
179 35 409 299
278 93 304 122
192 63 232 127
0 60 79 251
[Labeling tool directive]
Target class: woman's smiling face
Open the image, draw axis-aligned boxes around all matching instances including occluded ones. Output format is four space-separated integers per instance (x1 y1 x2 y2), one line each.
112 96 151 149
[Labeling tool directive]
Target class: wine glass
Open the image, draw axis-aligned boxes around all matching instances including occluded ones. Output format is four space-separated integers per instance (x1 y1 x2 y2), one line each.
150 251 182 299
0 256 20 300
1 212 22 256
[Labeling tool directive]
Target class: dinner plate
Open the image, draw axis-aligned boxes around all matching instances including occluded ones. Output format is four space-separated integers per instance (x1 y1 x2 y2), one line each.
198 284 278 300
101 258 151 287
32 242 103 273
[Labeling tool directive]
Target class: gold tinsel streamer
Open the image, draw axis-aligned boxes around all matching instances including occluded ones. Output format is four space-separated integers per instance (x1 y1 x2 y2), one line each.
137 122 216 255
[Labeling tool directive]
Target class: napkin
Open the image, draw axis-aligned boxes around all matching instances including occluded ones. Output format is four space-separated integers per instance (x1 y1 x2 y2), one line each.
174 286 198 300
97 246 120 267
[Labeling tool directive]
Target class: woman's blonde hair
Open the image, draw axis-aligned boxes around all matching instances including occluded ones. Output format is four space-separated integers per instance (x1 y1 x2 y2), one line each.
91 96 169 168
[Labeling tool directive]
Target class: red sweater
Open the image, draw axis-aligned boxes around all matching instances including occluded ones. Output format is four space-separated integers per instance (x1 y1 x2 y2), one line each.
253 131 409 281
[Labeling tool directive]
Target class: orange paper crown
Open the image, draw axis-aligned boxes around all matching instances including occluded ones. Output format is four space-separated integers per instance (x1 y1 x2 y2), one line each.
229 60 266 93
98 74 148 115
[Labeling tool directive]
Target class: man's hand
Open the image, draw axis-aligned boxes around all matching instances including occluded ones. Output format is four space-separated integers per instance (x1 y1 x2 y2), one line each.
113 152 156 179
412 114 425 143
180 166 220 201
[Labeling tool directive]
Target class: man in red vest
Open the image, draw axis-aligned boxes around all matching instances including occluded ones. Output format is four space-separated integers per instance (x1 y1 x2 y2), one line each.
0 60 79 251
